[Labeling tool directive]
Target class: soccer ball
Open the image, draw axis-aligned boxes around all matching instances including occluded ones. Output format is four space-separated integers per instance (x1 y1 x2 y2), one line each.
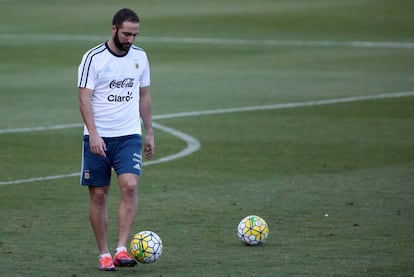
130 231 163 264
237 215 269 245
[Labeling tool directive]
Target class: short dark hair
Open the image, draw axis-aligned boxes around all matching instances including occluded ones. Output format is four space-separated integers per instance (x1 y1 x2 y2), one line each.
112 8 139 28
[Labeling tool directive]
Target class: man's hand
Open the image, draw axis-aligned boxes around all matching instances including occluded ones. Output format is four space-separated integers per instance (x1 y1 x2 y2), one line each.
143 134 155 160
89 134 107 157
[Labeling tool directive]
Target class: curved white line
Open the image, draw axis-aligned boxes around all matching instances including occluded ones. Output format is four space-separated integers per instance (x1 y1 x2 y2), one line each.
145 122 201 166
0 122 201 186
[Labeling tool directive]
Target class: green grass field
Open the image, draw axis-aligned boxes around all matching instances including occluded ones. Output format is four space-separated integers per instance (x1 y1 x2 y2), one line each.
1 0 414 276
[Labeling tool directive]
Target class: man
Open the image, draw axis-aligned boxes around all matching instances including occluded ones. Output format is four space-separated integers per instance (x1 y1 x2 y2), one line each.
77 8 154 271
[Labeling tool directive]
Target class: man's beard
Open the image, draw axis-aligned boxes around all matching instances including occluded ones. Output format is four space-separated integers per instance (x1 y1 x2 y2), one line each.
114 29 132 52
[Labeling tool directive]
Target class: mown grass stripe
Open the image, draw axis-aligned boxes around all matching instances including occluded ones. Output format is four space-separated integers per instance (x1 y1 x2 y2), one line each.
1 33 413 49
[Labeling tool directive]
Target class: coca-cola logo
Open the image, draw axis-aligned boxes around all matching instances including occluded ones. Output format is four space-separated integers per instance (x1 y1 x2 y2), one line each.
109 78 134 89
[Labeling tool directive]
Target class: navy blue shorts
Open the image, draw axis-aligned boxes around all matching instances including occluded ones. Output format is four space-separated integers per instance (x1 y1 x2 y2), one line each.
80 134 142 186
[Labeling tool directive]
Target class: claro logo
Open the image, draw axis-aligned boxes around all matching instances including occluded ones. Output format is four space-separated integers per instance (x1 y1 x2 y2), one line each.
108 91 133 102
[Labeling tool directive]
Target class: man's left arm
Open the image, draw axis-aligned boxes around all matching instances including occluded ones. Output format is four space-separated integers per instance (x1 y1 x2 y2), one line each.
140 86 155 160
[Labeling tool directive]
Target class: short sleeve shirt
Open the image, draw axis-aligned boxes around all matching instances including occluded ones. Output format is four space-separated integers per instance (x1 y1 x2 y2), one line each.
78 42 150 137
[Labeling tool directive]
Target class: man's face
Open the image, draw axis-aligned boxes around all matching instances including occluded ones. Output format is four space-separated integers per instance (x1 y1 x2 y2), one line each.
113 21 139 52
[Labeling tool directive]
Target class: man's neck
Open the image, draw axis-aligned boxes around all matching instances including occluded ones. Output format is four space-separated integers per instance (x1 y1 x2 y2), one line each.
107 39 127 56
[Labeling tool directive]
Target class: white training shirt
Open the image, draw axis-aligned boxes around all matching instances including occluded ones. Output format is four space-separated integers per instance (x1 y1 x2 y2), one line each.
78 42 150 137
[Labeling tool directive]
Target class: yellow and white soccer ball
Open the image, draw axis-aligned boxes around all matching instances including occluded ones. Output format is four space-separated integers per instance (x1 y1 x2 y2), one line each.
237 215 269 245
130 231 163 264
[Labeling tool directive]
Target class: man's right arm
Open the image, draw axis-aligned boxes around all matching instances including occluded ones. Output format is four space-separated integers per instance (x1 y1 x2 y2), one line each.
79 88 106 157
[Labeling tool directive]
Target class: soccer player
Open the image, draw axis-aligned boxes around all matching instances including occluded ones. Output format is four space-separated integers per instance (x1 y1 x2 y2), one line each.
77 8 154 271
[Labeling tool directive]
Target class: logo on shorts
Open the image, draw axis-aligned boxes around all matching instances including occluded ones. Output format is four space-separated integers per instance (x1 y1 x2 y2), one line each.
83 170 90 180
132 153 142 170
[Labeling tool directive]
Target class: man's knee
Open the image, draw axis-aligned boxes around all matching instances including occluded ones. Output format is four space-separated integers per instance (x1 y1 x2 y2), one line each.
89 187 109 205
119 174 139 195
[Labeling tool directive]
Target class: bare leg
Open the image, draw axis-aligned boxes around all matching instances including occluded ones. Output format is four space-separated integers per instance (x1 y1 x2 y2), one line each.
117 173 139 248
89 186 110 254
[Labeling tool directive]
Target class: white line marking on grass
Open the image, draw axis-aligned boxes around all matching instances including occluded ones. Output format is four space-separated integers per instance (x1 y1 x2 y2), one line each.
145 122 201 166
0 90 413 185
0 123 83 135
1 33 413 49
0 173 80 186
1 91 413 135
140 37 414 49
153 91 414 120
0 122 200 186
